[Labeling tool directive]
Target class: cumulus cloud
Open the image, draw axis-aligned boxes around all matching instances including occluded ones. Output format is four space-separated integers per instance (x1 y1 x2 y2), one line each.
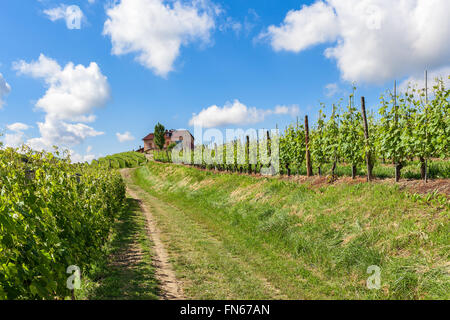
69 149 96 163
103 0 216 77
260 1 338 52
44 4 84 30
273 105 300 117
261 0 450 84
189 100 300 128
3 133 25 149
14 54 110 120
26 116 104 150
67 145 97 164
2 122 31 148
116 131 135 142
0 73 11 109
398 66 450 93
13 54 109 151
7 122 31 132
325 83 339 97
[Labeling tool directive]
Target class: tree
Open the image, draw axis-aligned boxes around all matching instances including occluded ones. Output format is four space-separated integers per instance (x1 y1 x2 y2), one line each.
154 123 166 150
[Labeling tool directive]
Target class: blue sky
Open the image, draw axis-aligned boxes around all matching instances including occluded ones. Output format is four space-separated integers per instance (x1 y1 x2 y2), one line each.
1 0 449 161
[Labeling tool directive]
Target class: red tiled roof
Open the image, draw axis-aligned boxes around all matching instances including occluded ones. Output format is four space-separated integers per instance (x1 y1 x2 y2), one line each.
143 133 154 140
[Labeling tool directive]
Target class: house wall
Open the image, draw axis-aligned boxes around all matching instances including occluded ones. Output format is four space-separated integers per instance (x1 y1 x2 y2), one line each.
143 130 194 151
171 130 194 150
144 140 156 151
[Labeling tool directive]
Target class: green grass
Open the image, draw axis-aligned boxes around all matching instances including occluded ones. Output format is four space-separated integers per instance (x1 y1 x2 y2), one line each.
76 198 159 300
130 162 449 300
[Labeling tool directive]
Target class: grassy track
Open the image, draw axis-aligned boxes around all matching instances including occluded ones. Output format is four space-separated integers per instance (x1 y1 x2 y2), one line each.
77 197 159 300
126 174 287 299
128 162 449 300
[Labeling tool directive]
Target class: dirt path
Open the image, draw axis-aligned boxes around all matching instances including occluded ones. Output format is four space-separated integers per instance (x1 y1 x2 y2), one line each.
121 169 184 300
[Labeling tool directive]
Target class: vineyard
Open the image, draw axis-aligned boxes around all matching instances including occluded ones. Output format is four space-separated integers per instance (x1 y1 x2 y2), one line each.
93 152 147 169
155 77 449 181
0 77 448 300
0 147 126 299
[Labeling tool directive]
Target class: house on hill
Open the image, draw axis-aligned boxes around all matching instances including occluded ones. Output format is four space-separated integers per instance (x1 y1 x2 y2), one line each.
141 129 194 152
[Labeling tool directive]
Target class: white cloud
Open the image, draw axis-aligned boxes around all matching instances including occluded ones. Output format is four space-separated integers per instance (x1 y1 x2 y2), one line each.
26 116 104 150
261 0 450 84
116 131 135 142
189 100 300 128
44 4 84 30
2 122 31 148
3 132 25 148
14 54 110 120
67 145 97 164
398 66 450 93
220 17 242 36
243 9 260 36
260 1 338 52
6 122 30 132
69 149 96 163
0 73 11 109
13 54 109 151
325 83 339 97
103 0 216 77
273 105 300 117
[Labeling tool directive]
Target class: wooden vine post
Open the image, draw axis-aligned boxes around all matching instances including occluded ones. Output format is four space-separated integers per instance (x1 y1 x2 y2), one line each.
255 135 259 174
305 115 313 177
214 143 218 171
394 81 402 183
266 130 271 174
361 97 373 182
246 135 250 174
424 70 428 183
